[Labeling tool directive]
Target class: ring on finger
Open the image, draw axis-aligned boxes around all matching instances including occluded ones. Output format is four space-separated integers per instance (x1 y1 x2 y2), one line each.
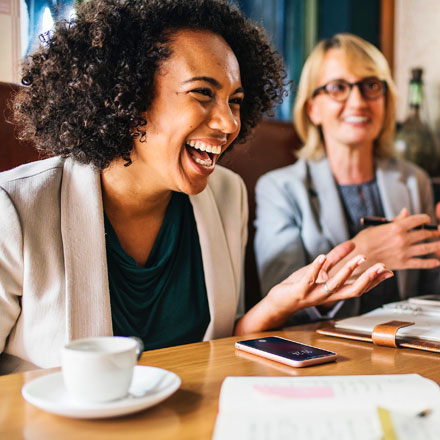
323 281 334 295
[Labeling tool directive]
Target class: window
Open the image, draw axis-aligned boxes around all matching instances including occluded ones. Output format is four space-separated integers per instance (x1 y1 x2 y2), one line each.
21 0 76 57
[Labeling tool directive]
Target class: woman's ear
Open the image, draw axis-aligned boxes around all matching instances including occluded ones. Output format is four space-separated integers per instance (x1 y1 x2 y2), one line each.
306 98 322 125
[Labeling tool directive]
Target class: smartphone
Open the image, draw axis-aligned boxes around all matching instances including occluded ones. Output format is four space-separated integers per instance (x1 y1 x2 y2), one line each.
235 336 337 368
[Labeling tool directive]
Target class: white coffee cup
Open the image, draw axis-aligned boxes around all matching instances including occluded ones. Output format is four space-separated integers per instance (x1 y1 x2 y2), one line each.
62 336 143 403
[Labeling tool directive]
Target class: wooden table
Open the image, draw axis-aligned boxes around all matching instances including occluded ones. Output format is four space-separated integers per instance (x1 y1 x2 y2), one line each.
1 323 439 439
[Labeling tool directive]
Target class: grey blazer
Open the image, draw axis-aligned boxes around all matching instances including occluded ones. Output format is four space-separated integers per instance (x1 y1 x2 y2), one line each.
0 157 247 373
254 156 440 323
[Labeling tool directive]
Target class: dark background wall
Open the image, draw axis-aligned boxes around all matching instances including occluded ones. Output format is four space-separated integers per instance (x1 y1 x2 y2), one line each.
318 0 380 47
235 0 382 120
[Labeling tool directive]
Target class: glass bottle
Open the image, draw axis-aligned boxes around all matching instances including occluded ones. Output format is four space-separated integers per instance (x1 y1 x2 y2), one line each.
394 68 438 176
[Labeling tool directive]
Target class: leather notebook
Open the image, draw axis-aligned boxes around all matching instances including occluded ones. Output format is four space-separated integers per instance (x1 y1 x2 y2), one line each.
316 298 440 353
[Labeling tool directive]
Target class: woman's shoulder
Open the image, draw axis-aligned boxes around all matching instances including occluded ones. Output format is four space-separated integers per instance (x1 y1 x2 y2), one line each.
377 156 431 182
0 156 65 187
0 157 96 211
256 158 313 190
0 157 67 231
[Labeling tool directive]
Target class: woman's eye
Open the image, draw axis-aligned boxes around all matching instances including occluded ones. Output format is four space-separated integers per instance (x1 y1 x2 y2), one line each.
229 97 243 106
328 82 347 93
366 81 379 90
191 88 214 99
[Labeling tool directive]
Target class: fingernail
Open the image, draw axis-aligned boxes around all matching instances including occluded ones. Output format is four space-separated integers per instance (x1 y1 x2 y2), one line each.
376 265 390 275
373 264 384 274
318 254 326 264
356 256 366 266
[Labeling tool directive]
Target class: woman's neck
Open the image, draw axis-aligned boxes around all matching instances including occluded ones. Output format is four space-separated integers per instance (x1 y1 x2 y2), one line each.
101 158 173 267
101 158 172 221
325 141 375 185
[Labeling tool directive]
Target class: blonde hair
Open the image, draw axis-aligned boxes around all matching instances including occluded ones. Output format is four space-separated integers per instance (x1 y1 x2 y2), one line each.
293 33 397 160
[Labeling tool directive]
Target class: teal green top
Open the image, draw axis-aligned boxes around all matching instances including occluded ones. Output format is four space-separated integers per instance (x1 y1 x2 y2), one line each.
104 192 210 350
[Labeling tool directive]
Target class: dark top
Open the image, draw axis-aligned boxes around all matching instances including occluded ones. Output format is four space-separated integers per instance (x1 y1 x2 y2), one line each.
104 192 210 350
338 178 399 313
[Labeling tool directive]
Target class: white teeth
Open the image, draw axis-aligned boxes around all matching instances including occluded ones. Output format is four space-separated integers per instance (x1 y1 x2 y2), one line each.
186 141 222 155
345 116 368 123
193 157 213 167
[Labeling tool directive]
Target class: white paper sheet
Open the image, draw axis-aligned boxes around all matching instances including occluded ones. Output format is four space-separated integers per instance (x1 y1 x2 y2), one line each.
212 375 440 440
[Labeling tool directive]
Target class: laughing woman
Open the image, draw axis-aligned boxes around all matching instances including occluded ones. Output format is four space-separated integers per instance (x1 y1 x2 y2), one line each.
0 1 389 373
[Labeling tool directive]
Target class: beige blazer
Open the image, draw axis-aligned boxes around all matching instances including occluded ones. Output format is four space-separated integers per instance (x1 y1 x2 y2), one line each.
0 157 247 373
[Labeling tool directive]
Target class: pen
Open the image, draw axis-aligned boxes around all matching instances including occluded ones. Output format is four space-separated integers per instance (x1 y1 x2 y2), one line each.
417 408 432 418
360 216 438 230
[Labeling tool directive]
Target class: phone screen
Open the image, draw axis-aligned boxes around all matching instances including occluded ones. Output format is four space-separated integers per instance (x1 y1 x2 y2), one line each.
237 337 335 361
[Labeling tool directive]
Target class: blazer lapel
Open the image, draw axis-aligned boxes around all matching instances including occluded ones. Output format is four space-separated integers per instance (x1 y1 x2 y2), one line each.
308 158 350 246
190 187 237 340
61 159 112 340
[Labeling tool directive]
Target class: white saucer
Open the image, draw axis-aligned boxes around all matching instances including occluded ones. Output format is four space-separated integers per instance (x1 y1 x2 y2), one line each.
22 365 181 419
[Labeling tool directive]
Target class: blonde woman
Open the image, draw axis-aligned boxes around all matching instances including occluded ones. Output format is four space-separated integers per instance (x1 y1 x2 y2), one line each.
255 33 440 323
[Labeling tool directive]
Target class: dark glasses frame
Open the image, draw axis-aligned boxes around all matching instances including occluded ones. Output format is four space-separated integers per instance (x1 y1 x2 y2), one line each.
312 76 388 102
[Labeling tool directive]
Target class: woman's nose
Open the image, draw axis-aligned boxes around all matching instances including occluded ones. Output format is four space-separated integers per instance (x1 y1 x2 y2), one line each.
345 84 368 107
208 102 239 134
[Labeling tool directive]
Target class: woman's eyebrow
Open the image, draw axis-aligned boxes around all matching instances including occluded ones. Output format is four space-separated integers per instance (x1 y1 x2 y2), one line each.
183 76 244 94
184 76 222 88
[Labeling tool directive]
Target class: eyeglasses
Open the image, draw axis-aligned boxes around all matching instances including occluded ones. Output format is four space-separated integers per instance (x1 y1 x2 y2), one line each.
312 77 387 102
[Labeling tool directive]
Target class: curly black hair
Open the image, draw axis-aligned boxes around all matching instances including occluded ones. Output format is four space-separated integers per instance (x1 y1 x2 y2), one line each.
13 0 287 170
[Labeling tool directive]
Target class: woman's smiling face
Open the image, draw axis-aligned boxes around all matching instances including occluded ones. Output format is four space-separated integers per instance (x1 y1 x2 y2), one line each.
132 29 244 195
307 48 385 153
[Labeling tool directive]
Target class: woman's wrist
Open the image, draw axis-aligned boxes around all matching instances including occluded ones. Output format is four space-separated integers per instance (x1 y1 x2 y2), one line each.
234 291 294 335
260 287 298 327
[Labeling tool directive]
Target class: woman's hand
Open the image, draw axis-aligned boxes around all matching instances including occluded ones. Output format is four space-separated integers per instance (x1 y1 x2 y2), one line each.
349 208 440 271
234 241 392 335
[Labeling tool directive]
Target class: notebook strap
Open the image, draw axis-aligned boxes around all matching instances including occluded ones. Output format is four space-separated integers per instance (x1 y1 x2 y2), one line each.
371 320 415 348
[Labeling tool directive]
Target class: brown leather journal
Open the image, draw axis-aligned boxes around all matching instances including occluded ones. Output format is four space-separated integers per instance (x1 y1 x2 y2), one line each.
317 320 440 353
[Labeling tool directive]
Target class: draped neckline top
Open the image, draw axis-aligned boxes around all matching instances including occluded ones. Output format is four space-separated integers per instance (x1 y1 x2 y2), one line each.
104 191 210 350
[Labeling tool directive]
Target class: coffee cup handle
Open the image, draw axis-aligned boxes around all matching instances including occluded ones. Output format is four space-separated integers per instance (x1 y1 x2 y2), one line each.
130 337 144 360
